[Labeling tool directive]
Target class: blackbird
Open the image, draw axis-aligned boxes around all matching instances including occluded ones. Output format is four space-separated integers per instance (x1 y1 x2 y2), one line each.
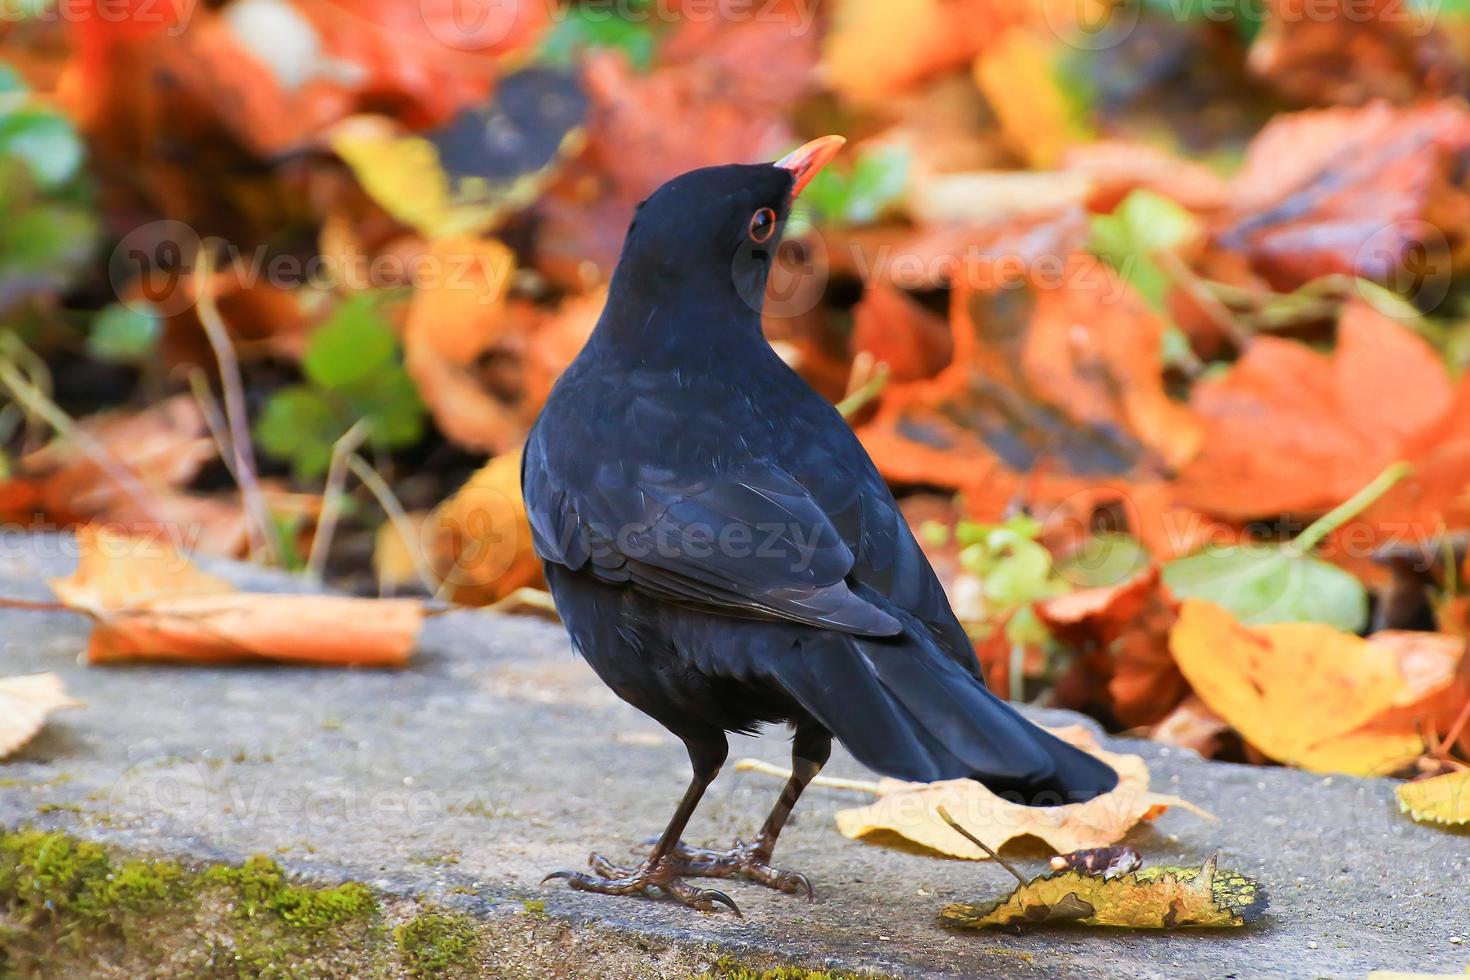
523 136 1119 914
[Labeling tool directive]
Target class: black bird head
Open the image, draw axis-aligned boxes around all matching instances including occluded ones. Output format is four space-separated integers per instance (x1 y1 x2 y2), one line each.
598 136 845 350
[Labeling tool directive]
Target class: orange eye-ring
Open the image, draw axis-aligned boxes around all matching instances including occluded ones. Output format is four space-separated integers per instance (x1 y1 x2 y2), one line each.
748 207 777 243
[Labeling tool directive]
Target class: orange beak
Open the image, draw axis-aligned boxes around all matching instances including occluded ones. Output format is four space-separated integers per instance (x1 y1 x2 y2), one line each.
775 135 846 199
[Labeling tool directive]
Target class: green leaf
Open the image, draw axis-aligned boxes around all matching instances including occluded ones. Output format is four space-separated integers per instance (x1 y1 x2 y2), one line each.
87 303 161 362
537 2 659 71
1058 533 1152 589
0 109 84 189
798 143 910 228
1162 546 1367 632
1089 189 1199 310
254 386 344 480
301 296 398 390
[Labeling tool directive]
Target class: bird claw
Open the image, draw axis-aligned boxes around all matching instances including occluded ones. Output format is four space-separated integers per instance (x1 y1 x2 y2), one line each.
540 854 743 915
658 839 816 900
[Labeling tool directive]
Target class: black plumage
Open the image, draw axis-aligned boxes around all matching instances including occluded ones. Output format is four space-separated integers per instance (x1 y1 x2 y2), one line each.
523 140 1118 913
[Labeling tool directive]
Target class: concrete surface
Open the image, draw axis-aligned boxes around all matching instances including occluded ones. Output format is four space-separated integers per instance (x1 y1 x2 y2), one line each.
1 532 1467 978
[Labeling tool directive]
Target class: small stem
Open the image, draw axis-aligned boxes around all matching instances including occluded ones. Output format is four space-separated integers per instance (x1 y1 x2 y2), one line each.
196 264 276 564
935 805 1028 883
836 356 889 419
306 421 369 583
732 758 882 795
346 453 440 596
1290 461 1413 556
183 366 238 481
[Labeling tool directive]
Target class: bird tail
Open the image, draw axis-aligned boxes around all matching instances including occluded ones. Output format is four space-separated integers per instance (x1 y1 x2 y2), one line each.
765 626 1119 805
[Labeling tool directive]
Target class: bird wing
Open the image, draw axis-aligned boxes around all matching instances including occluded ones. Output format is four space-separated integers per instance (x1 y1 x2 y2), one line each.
523 436 900 637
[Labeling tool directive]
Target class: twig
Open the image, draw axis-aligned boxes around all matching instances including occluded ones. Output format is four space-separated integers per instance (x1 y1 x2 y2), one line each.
732 758 883 795
346 453 441 596
195 265 275 564
306 421 369 583
183 366 238 481
0 596 77 614
0 357 166 524
935 805 1028 884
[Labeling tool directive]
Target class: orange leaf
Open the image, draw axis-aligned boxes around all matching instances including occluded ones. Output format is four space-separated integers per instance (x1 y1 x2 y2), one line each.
1039 567 1189 728
1176 300 1452 519
50 526 422 667
1220 101 1470 291
1169 599 1460 774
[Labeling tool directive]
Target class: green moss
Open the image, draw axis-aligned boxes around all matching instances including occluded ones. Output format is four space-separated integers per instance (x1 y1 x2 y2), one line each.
520 898 546 916
0 828 183 930
202 855 376 930
695 957 889 980
1 829 385 977
395 911 477 976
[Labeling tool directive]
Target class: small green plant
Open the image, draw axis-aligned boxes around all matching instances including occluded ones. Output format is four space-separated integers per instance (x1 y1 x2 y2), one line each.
0 61 97 320
255 294 426 479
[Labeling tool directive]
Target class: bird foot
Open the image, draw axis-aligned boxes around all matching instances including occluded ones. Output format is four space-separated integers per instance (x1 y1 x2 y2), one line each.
542 854 742 915
596 839 813 900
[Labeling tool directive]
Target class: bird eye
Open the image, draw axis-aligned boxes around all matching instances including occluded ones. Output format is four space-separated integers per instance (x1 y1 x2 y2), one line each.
748 207 777 243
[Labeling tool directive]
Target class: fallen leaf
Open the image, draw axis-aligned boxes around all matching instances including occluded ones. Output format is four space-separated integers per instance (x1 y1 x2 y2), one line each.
1149 696 1231 760
855 255 1202 499
50 525 422 666
21 394 216 523
381 450 543 605
973 28 1086 167
940 854 1267 929
1248 0 1464 106
1175 301 1452 520
401 235 526 453
782 725 1212 859
1168 599 1461 774
1219 101 1470 292
849 284 953 385
0 673 85 759
1396 771 1470 828
1038 565 1188 728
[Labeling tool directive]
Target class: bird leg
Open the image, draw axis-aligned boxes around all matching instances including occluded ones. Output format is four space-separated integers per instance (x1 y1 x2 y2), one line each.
599 729 830 900
543 740 741 915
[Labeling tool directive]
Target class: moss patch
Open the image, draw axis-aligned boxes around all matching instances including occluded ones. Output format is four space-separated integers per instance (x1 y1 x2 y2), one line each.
395 912 478 976
695 957 894 980
0 828 386 978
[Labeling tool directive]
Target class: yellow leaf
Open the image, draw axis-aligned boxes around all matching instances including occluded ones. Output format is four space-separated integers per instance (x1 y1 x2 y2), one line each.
973 28 1085 167
0 673 85 759
402 236 523 452
380 451 544 606
773 725 1213 859
331 126 491 239
1396 771 1470 828
1169 600 1450 775
940 854 1268 929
